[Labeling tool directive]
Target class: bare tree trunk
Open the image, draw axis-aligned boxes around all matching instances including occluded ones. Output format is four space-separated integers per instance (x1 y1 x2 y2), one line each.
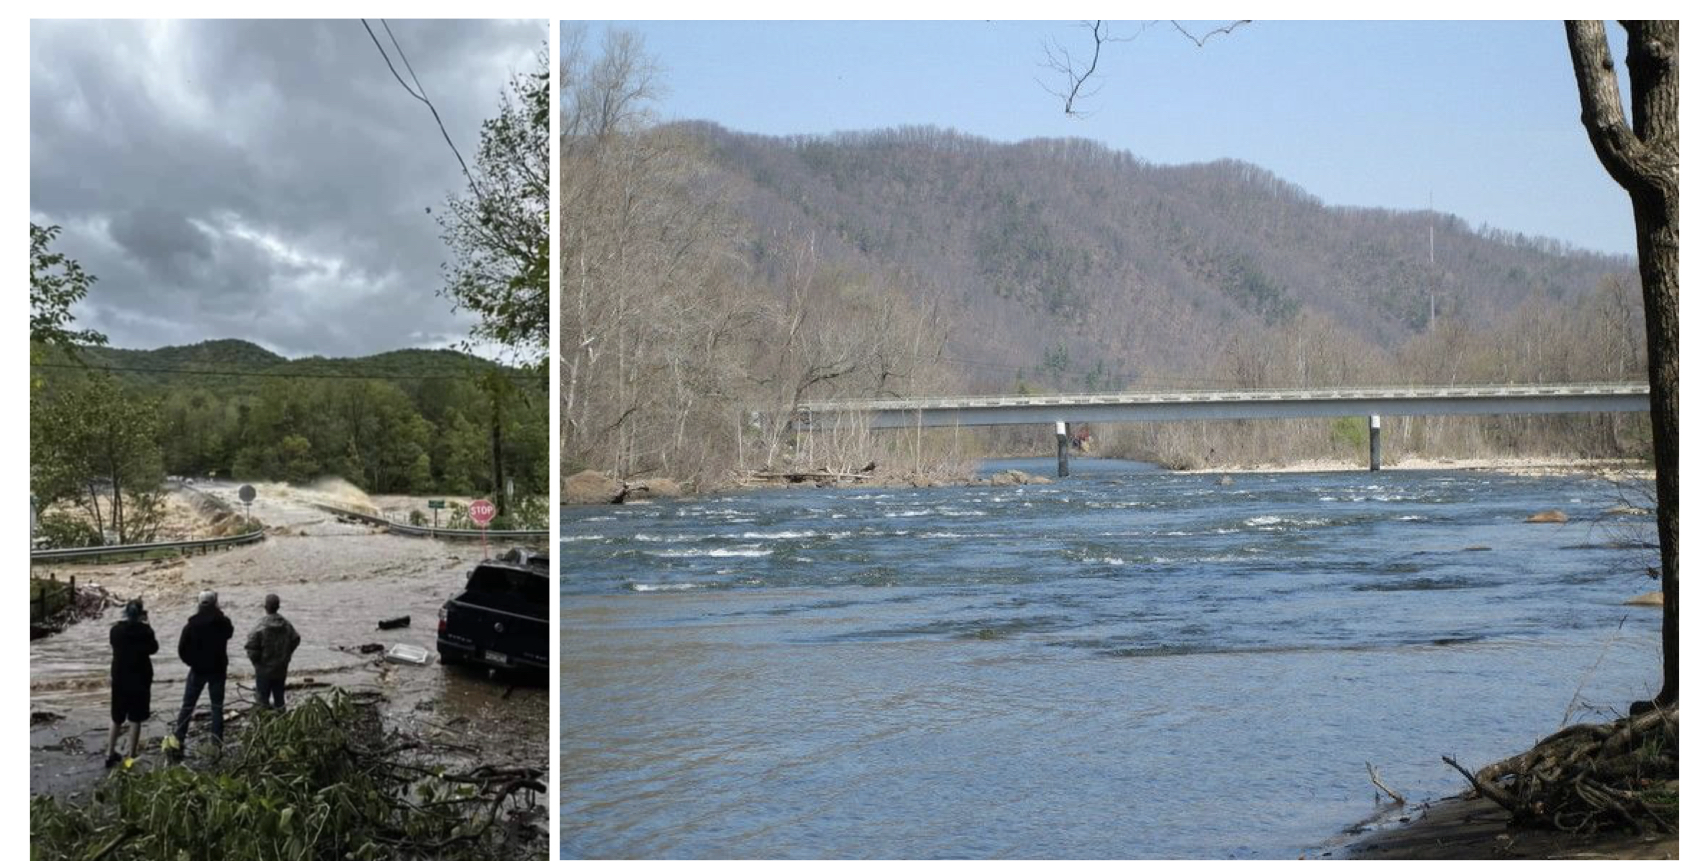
1566 19 1678 705
112 476 123 544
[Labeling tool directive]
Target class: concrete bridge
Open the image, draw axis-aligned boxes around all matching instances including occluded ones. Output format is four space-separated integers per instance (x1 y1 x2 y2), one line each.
795 382 1650 473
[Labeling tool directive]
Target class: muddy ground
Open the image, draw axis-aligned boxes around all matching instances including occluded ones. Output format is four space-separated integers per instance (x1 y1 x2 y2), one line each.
1324 793 1678 859
29 480 547 806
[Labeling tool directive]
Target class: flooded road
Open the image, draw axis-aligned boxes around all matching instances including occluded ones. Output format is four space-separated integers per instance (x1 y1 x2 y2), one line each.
562 459 1660 859
30 481 547 799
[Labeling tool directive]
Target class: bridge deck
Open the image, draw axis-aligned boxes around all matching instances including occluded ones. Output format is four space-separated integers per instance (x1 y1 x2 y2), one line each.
797 383 1650 429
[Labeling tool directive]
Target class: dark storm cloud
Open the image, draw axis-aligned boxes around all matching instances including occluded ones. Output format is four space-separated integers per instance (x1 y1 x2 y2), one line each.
108 207 214 274
30 18 545 357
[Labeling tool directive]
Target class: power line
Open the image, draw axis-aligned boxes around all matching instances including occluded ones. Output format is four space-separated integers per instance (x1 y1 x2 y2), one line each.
359 19 480 198
381 20 429 103
33 361 537 384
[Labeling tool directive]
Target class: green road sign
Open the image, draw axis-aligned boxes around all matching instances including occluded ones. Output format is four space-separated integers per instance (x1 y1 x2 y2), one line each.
427 500 446 509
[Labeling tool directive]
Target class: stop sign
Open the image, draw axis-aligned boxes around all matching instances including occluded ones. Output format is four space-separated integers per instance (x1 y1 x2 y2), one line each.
468 499 496 526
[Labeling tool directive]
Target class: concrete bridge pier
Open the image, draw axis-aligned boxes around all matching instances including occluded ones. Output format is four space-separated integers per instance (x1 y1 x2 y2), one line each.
1369 415 1382 471
1056 421 1070 478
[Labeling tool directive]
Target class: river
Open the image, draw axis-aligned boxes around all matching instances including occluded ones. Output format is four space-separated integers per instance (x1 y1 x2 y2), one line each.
560 458 1659 859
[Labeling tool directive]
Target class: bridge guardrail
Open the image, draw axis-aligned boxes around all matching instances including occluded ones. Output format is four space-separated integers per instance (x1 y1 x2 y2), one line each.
31 529 266 565
312 504 546 542
799 382 1652 414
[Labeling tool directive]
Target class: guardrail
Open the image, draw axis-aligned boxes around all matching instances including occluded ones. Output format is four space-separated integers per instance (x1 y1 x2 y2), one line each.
799 382 1652 413
31 529 266 565
312 504 546 542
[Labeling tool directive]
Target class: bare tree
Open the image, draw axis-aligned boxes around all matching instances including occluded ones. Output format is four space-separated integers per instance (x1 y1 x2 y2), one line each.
1564 20 1678 707
1042 20 1248 116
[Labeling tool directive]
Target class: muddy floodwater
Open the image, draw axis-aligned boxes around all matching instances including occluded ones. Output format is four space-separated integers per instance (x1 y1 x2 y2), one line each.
30 481 547 800
562 458 1660 859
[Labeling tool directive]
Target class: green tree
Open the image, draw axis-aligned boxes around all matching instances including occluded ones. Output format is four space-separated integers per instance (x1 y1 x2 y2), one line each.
432 408 485 493
31 374 163 544
278 434 319 485
29 223 107 351
439 48 549 370
407 451 433 492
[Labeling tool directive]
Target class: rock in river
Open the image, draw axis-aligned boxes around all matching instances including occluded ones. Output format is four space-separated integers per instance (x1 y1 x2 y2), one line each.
564 470 624 505
1525 509 1569 523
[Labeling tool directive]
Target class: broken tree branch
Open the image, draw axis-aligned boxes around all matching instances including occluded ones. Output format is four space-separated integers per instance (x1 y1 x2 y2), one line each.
1365 761 1407 805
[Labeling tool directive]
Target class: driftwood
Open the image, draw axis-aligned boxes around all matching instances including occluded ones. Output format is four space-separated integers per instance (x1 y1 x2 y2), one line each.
1443 705 1678 836
1365 761 1407 805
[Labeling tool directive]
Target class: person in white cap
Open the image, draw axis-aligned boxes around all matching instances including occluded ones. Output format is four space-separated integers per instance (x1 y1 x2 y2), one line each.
171 590 233 759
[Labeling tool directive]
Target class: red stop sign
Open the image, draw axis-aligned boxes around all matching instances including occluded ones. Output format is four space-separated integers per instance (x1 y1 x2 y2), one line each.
469 499 496 526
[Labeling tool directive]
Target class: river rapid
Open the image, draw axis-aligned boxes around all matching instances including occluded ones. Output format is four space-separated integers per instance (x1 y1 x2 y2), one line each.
561 458 1659 859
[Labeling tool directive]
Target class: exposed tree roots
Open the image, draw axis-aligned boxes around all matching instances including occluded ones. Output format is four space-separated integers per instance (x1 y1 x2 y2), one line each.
1443 705 1677 838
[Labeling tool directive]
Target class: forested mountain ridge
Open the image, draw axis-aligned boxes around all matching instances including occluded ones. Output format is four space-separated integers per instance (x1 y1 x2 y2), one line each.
93 338 289 370
31 339 548 503
681 121 1636 390
48 340 520 386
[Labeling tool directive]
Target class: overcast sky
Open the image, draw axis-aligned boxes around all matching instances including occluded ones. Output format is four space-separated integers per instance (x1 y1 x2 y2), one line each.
31 19 545 358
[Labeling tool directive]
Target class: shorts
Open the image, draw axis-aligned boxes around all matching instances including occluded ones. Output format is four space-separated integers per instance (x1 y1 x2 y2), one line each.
111 681 151 725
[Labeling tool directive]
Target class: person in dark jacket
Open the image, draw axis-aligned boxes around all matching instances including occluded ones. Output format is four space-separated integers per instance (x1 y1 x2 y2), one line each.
244 593 301 709
104 599 158 767
171 590 233 758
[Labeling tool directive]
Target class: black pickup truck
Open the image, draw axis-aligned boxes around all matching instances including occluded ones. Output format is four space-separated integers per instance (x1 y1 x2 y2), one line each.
436 549 548 673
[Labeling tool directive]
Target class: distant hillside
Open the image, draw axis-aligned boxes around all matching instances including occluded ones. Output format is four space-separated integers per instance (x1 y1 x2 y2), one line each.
43 340 518 392
111 338 288 369
31 339 548 502
679 122 1635 389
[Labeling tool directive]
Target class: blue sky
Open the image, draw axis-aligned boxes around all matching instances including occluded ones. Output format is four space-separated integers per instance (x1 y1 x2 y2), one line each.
578 20 1635 257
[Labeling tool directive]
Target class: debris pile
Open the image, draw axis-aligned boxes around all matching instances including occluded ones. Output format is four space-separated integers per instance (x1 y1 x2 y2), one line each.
1444 705 1678 836
31 581 122 639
